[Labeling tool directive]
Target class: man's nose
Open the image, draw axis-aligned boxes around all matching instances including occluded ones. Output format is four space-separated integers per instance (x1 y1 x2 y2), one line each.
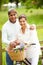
12 15 15 17
21 22 24 24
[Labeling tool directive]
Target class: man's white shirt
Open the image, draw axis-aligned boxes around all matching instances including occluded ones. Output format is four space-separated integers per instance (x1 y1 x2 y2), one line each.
2 19 20 44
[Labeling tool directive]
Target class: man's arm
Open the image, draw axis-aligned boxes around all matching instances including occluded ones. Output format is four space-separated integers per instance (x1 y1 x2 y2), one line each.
30 24 36 30
2 26 11 45
30 25 39 44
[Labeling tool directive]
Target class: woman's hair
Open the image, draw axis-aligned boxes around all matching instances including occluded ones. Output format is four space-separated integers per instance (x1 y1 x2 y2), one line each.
8 8 17 15
18 14 27 21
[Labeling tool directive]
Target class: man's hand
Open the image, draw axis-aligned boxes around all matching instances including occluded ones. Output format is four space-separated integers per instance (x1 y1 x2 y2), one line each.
30 25 34 30
15 39 20 45
9 39 20 48
10 41 17 48
30 24 36 30
6 41 17 51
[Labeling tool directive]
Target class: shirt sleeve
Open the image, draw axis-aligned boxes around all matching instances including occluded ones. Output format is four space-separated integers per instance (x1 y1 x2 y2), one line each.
30 25 39 44
2 26 11 45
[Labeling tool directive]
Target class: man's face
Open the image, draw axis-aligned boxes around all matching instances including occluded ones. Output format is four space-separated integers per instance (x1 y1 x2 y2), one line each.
8 11 17 23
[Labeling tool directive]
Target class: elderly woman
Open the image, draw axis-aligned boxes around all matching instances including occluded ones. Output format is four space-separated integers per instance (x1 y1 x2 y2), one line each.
17 14 41 65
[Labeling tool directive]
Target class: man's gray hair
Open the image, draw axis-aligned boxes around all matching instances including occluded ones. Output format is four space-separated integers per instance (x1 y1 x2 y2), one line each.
8 8 17 15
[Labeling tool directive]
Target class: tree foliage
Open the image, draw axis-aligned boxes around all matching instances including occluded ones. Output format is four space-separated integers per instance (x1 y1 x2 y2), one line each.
14 0 20 7
0 0 9 10
9 0 20 7
22 0 43 9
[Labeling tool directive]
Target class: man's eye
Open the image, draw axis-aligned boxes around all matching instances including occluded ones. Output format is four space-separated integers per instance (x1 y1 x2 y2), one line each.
11 15 12 16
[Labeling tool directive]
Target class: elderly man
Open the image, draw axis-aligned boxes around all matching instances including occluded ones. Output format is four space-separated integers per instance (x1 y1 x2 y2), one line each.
2 8 20 65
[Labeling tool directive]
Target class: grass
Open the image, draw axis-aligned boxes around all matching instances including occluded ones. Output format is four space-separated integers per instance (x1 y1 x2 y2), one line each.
2 52 6 65
27 15 43 25
37 29 43 41
0 8 43 65
0 8 43 29
0 11 8 30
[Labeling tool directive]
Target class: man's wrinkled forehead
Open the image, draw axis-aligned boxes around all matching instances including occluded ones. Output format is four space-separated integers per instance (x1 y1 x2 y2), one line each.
8 8 17 15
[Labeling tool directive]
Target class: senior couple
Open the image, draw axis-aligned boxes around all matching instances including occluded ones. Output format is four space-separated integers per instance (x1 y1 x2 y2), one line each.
2 8 41 65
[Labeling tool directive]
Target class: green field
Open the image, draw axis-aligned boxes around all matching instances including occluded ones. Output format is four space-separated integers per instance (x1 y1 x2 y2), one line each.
0 8 43 65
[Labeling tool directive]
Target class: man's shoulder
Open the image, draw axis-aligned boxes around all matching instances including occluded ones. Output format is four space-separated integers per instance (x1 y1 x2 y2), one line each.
2 20 9 29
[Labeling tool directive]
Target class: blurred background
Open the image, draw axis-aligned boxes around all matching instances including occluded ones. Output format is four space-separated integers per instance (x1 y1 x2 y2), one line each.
0 0 43 65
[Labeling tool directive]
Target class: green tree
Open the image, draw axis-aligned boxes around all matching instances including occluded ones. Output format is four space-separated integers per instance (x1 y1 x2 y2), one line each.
14 0 20 7
9 0 20 7
0 0 9 11
0 0 2 10
9 0 26 7
22 0 43 9
9 0 14 3
37 0 43 8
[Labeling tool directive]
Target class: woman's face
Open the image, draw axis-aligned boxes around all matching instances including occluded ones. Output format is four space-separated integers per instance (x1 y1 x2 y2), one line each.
19 18 26 27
